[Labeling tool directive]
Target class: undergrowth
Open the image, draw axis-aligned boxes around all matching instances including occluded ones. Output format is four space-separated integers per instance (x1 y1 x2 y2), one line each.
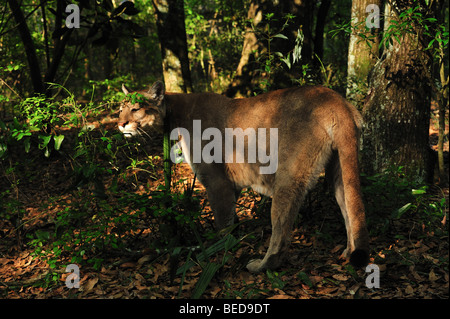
0 85 447 298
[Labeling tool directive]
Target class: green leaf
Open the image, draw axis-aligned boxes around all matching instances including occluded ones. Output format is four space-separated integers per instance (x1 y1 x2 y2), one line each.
426 39 436 50
14 131 32 141
273 33 288 40
44 146 50 158
297 271 313 287
412 187 427 195
0 119 6 130
0 143 7 159
280 56 291 69
265 13 274 20
394 202 412 218
224 235 237 252
53 135 65 151
191 262 222 299
24 138 31 153
176 234 240 275
38 134 52 149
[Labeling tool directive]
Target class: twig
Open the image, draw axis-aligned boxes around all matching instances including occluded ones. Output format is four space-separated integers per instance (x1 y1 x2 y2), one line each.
0 77 22 100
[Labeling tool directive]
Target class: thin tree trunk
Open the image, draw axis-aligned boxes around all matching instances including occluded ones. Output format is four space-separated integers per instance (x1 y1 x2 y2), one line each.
152 0 193 93
436 2 449 185
226 0 314 97
313 0 331 62
7 0 45 94
437 43 449 185
40 0 50 70
225 0 263 97
44 0 74 87
346 0 381 106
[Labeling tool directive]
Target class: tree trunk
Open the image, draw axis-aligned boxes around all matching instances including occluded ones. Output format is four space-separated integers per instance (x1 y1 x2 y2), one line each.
362 1 434 184
346 0 381 107
7 0 45 94
437 66 448 185
226 0 314 97
313 0 332 62
43 0 74 87
152 0 193 93
436 1 449 186
225 0 263 97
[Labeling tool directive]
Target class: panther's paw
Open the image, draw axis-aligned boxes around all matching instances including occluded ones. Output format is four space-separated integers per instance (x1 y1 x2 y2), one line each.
246 259 265 273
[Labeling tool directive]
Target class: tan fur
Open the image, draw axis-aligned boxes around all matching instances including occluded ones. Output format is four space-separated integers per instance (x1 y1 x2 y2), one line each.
118 82 370 272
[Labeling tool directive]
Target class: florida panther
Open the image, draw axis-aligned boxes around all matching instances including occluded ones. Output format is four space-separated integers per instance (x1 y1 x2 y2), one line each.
118 81 370 272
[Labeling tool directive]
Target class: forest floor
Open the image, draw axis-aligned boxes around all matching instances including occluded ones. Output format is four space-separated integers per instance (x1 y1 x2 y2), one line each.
0 106 448 300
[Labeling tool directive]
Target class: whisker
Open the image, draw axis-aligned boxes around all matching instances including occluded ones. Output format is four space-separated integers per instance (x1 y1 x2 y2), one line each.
137 127 152 140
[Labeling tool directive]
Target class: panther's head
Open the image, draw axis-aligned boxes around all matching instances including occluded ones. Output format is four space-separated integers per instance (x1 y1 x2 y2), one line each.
118 81 166 138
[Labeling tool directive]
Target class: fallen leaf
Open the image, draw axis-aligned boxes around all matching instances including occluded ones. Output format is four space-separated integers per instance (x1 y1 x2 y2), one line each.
209 286 221 297
95 288 104 295
120 262 136 268
404 285 414 295
83 277 98 293
332 274 349 281
149 263 168 283
135 273 145 281
0 258 11 265
429 269 439 282
394 287 403 297
331 244 344 253
111 292 123 298
301 284 310 290
411 269 423 281
423 254 439 264
135 283 149 291
268 294 295 299
316 287 338 295
137 255 151 266
310 275 324 285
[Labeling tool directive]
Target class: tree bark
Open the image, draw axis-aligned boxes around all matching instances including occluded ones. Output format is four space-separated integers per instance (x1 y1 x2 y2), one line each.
346 0 381 106
362 1 434 184
436 1 449 186
313 0 332 62
43 0 74 87
152 0 193 93
7 0 45 94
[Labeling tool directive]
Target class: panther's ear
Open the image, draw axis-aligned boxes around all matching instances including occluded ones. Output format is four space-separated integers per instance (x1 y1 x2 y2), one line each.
147 81 165 102
142 81 166 116
122 83 131 95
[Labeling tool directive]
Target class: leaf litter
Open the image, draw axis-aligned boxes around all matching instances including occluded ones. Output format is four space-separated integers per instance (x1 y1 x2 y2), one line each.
0 118 448 299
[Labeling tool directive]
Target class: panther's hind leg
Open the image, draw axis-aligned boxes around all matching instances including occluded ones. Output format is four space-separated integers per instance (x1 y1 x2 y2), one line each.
246 183 306 273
